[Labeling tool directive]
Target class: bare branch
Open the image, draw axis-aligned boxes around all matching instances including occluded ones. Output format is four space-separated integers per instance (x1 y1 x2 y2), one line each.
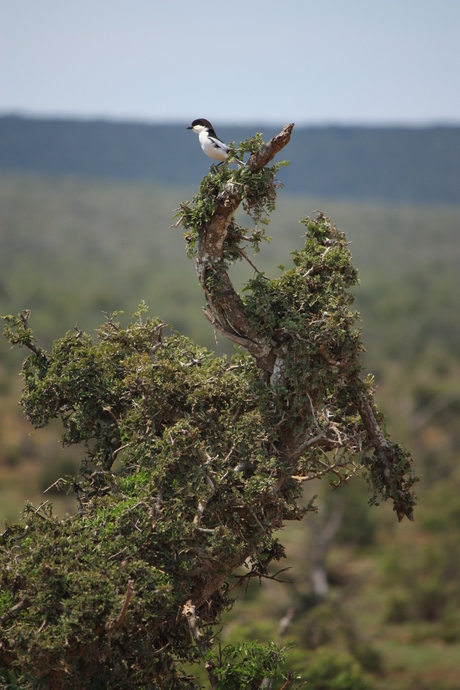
0 598 30 626
289 432 328 461
276 606 295 646
228 566 292 593
43 477 66 494
247 124 294 172
105 580 135 634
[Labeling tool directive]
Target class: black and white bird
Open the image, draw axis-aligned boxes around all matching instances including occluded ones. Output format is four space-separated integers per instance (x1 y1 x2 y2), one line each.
187 119 243 167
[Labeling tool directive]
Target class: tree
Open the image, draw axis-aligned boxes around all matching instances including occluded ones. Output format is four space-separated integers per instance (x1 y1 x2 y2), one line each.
0 125 416 689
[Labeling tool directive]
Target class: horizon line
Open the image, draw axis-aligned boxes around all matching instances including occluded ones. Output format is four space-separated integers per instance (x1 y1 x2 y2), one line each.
2 110 460 130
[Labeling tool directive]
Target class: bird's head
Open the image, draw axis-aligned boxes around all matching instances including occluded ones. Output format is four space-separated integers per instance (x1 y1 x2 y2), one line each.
187 118 213 134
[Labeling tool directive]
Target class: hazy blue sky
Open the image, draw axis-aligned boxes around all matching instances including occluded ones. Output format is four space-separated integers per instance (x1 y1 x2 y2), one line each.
1 0 459 125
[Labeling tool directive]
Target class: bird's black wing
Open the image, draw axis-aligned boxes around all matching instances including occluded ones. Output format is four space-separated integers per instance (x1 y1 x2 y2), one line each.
209 135 230 154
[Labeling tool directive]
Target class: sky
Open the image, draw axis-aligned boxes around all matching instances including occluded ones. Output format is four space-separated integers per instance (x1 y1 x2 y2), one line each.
1 0 459 126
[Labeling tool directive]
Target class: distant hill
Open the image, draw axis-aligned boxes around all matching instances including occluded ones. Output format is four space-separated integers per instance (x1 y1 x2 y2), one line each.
1 115 460 203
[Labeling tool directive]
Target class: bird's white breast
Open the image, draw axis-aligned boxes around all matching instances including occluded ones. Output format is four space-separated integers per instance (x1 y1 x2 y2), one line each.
198 131 229 162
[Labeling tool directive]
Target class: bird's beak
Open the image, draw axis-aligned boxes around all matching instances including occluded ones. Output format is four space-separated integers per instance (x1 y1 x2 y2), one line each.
187 125 193 130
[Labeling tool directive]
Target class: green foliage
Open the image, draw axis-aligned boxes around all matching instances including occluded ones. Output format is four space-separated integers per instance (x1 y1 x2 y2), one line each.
0 306 303 688
2 310 44 359
242 213 415 515
206 641 290 690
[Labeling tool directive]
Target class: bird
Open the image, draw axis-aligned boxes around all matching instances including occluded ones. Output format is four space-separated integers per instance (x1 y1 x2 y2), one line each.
187 118 244 167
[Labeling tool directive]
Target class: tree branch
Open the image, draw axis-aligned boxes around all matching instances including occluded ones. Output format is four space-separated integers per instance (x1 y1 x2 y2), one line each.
0 597 30 626
105 580 135 633
247 124 294 172
195 124 294 372
358 397 414 521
